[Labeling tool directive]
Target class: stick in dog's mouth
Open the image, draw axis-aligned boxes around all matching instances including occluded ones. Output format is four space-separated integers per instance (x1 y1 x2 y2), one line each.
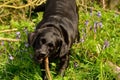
45 56 52 80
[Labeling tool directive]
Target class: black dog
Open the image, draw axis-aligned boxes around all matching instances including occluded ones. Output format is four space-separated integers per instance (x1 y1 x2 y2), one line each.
28 0 79 79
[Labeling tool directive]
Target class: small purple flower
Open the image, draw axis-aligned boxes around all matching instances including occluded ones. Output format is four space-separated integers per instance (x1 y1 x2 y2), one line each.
16 31 21 39
94 22 98 33
25 42 29 47
94 28 97 33
94 22 98 28
99 22 103 28
9 54 14 60
16 31 20 35
85 20 89 26
74 61 78 68
103 40 109 49
97 11 101 17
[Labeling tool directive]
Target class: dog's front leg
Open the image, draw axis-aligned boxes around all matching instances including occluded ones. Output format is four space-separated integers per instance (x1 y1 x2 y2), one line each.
59 53 70 76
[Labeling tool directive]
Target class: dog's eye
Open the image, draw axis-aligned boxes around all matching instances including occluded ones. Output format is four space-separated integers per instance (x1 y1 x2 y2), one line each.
41 38 46 44
48 43 54 47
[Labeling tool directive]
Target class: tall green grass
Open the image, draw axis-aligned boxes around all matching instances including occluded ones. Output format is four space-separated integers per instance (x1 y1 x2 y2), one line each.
0 9 120 80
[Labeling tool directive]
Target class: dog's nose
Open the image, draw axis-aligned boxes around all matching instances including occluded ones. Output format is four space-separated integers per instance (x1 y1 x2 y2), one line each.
34 50 47 61
40 51 46 55
35 49 46 54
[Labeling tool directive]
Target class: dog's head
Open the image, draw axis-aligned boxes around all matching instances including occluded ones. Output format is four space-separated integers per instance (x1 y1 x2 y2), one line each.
28 27 68 63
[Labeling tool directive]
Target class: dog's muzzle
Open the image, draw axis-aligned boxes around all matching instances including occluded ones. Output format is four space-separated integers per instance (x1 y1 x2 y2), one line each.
34 50 48 63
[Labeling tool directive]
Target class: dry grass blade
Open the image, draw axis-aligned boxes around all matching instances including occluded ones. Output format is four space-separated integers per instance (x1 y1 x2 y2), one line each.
45 57 52 80
0 37 21 42
0 29 18 33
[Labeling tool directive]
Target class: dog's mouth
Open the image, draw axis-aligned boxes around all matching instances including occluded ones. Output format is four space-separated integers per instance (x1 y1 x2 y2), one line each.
38 58 44 63
34 52 48 63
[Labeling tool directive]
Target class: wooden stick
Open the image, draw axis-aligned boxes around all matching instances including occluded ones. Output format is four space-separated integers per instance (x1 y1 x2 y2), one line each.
0 28 18 33
45 57 52 80
0 37 21 42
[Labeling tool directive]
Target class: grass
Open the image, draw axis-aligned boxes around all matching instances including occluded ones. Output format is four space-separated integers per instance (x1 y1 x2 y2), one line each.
0 8 120 80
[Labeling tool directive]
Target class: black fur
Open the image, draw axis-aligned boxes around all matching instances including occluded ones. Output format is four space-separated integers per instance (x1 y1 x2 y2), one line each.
28 0 79 79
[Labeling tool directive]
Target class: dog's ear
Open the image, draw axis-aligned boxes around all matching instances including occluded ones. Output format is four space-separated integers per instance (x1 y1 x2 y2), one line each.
59 38 69 57
28 32 37 46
